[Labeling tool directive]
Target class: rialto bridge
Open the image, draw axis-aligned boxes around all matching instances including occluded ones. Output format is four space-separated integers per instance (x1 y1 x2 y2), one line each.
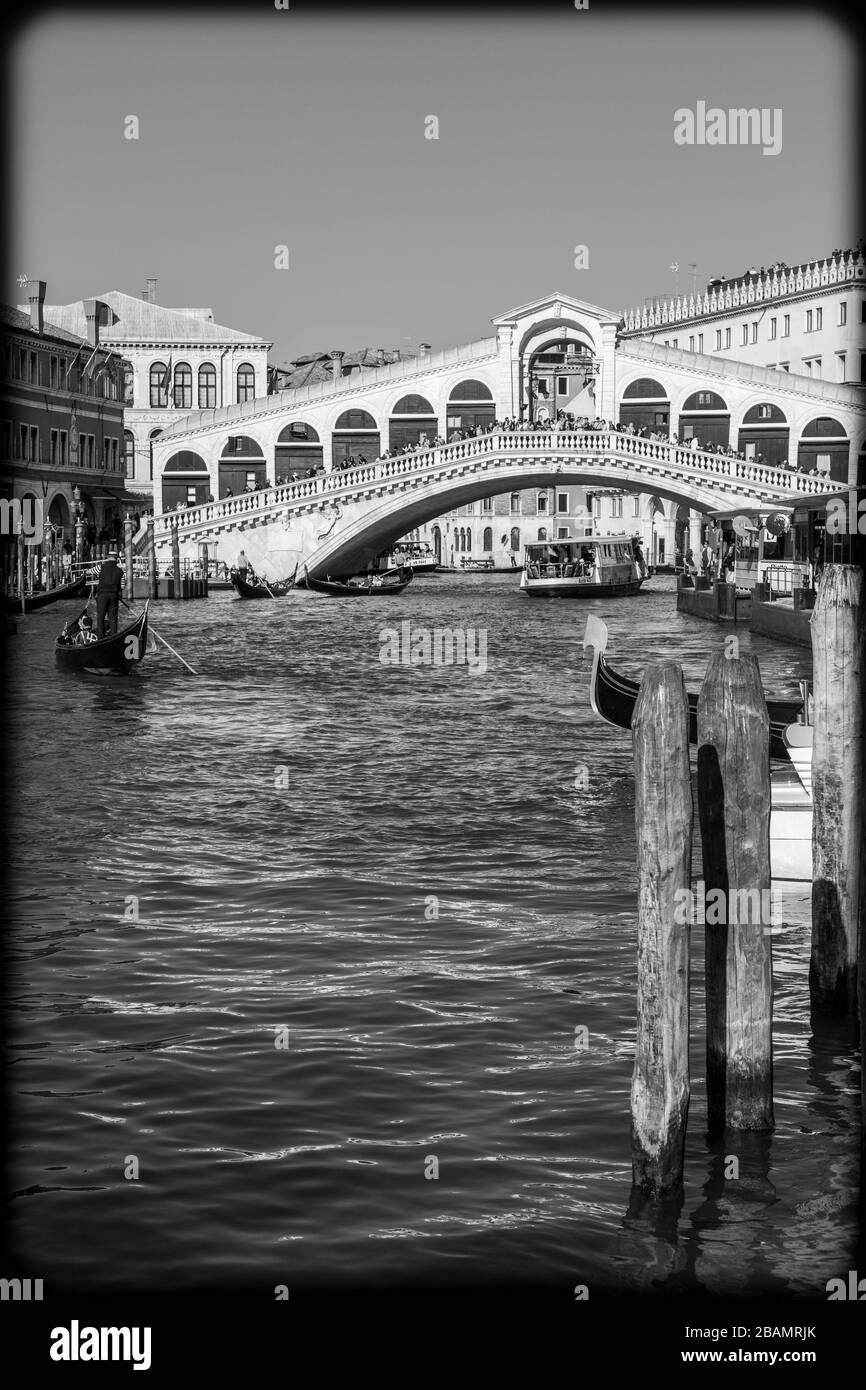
143 290 865 576
141 428 834 579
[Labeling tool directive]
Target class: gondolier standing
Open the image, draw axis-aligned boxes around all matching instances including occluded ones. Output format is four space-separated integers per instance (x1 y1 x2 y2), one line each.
96 551 124 637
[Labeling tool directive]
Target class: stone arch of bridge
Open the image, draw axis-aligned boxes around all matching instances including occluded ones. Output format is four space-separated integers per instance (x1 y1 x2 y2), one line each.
304 460 744 577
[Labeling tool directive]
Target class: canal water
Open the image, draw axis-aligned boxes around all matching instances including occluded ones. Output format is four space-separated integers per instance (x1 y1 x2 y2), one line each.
3 575 858 1294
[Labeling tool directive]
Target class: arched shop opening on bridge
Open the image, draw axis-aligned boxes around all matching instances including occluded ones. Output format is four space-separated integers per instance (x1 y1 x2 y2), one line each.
162 451 210 511
619 378 670 435
446 379 495 434
333 409 380 466
275 422 323 480
48 493 71 530
738 403 789 468
797 417 849 482
389 395 438 452
679 390 730 450
219 435 266 497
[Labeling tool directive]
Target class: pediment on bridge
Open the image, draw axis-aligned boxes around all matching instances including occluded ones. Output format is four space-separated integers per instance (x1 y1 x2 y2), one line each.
492 291 621 330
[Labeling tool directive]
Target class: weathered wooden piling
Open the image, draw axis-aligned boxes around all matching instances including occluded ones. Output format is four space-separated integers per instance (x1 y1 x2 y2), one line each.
810 565 864 1012
170 519 182 595
146 517 157 599
697 653 773 1131
124 514 135 601
631 662 693 1193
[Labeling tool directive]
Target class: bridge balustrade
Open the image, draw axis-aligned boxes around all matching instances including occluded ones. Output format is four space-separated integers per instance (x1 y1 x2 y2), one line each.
144 429 827 548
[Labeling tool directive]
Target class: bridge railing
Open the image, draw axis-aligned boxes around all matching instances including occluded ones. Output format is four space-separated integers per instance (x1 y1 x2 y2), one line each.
144 429 828 545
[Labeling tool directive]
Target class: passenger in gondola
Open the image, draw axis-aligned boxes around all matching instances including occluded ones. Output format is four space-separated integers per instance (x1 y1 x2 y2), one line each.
96 551 124 637
74 615 98 645
236 549 250 579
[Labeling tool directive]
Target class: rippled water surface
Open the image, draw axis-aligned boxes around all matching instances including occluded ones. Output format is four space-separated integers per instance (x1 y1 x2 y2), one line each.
3 574 858 1292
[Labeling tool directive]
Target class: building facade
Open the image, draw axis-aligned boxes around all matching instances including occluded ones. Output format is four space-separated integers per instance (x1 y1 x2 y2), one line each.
1 280 130 580
28 284 271 501
620 247 865 388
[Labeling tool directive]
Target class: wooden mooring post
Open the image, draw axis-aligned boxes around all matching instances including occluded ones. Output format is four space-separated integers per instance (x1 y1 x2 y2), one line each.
146 517 157 599
171 520 182 597
810 565 864 1013
124 514 135 602
631 663 692 1193
697 653 773 1132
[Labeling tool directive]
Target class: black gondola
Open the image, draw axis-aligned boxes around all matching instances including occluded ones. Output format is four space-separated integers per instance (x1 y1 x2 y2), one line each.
55 604 149 675
304 565 414 597
230 565 297 599
582 614 804 762
4 574 88 614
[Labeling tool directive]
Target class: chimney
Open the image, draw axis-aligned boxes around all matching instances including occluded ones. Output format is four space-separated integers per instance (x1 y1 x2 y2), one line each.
375 347 386 366
391 348 401 361
329 350 345 379
27 279 46 335
140 288 149 301
83 299 100 348
419 342 431 357
146 278 158 304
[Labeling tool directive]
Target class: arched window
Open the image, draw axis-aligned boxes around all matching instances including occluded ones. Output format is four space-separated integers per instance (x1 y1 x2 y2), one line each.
148 429 163 481
236 363 256 404
537 492 548 513
150 360 168 408
336 409 377 430
123 430 135 479
801 416 846 437
392 394 435 415
483 527 493 551
466 528 472 551
510 527 521 553
173 362 192 409
275 422 323 480
622 378 667 398
538 527 548 541
448 379 493 401
198 363 217 409
743 402 786 424
683 390 728 411
164 450 208 472
220 435 263 457
278 422 320 443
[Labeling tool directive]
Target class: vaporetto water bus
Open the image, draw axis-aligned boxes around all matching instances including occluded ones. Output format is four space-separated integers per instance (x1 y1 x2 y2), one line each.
520 535 646 598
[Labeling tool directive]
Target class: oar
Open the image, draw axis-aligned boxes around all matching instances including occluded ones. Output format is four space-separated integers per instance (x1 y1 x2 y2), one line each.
121 598 197 674
260 576 276 598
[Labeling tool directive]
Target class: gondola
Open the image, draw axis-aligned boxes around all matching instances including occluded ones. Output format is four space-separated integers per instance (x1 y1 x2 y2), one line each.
304 565 414 597
230 565 298 599
55 603 149 675
582 614 804 762
4 573 88 614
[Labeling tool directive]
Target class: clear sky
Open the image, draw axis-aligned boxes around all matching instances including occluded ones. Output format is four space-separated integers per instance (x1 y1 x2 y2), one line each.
10 5 857 364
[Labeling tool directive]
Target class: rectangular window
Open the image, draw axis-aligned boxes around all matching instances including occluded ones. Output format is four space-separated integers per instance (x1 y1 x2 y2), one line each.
557 493 568 513
18 424 28 459
50 428 59 465
557 527 569 539
557 377 568 396
60 431 68 466
725 328 731 349
187 486 198 504
816 453 831 474
611 495 623 518
482 497 493 513
745 442 756 460
49 356 58 387
741 325 749 346
17 349 26 379
697 333 703 353
815 307 822 331
714 330 722 351
689 336 695 352
697 392 712 406
751 321 758 343
537 494 547 513
245 471 257 490
29 352 38 383
806 309 813 332
783 314 790 337
633 495 640 516
672 338 678 348
770 317 777 340
510 493 521 515
839 302 847 326
88 435 95 468
29 426 39 462
837 352 847 382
